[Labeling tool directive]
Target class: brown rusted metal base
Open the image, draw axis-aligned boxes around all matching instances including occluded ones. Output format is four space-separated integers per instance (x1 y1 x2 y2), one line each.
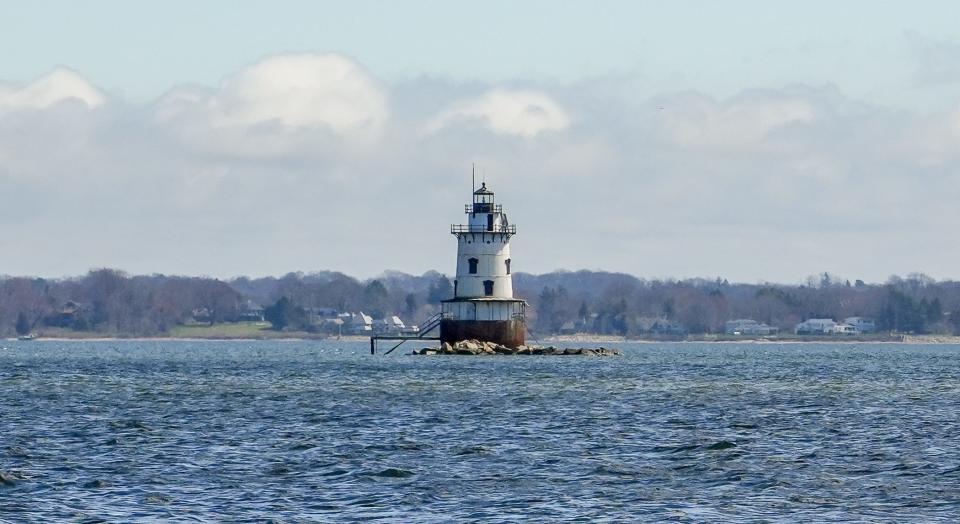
440 319 525 348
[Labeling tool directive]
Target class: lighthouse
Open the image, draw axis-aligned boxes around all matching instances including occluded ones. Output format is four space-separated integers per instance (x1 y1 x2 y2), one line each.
440 182 526 348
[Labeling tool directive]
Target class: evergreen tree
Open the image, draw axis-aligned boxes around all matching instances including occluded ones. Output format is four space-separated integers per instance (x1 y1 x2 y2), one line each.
362 280 389 318
404 293 418 318
427 276 453 303
264 297 305 331
15 312 30 336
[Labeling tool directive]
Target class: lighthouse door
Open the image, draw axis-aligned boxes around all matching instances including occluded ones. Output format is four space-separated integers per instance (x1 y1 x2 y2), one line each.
486 214 494 231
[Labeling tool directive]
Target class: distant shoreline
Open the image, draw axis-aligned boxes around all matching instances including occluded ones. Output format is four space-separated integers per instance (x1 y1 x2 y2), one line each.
7 334 960 344
5 334 369 342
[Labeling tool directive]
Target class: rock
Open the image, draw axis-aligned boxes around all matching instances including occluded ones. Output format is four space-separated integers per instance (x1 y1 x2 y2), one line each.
414 341 620 357
594 347 621 356
0 470 21 486
707 440 737 451
375 467 415 478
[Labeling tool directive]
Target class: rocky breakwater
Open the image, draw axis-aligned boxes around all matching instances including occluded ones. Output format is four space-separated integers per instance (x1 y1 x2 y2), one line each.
412 339 621 356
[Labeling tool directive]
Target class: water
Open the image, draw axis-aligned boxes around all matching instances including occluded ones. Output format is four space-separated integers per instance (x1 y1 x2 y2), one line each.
2 341 960 522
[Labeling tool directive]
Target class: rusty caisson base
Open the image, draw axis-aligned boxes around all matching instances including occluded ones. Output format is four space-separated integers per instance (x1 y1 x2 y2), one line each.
439 319 525 349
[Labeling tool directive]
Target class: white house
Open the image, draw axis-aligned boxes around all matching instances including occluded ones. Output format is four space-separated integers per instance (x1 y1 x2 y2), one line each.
833 323 859 335
374 315 406 334
845 317 876 333
795 318 837 335
348 312 374 334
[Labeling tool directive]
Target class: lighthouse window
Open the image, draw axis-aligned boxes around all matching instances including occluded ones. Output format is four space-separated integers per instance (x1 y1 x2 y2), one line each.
505 259 511 274
468 258 479 274
483 280 494 296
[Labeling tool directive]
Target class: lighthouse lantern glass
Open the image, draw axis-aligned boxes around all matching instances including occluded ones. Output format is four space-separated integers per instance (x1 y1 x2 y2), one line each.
473 183 495 212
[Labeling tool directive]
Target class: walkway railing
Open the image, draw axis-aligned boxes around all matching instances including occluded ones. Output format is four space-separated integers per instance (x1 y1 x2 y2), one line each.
450 224 516 234
465 204 503 214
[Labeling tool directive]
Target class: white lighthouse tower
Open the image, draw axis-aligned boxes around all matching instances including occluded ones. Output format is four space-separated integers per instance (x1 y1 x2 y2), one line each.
440 182 526 347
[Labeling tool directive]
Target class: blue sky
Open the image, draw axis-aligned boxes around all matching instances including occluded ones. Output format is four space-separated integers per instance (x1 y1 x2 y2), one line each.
2 2 960 283
5 1 957 108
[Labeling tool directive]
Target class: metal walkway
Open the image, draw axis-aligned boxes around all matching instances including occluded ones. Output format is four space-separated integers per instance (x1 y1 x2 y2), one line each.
370 312 442 355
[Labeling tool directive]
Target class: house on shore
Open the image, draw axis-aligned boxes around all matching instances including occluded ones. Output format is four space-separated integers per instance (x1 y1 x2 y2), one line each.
374 316 406 334
347 312 374 334
725 319 779 336
833 323 859 334
845 317 876 333
796 317 875 335
238 300 265 322
636 317 687 336
795 318 837 335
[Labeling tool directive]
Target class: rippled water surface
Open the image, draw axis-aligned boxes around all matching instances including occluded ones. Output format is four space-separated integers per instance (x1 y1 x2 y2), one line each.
2 341 960 522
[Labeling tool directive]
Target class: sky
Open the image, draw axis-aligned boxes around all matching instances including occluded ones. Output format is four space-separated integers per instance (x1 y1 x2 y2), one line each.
3 1 960 283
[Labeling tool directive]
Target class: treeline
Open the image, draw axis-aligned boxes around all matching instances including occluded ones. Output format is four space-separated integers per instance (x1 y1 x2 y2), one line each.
0 269 453 336
519 271 960 336
2 269 960 337
0 269 242 336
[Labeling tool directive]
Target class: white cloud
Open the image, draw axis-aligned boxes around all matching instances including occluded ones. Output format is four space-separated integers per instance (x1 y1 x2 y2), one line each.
427 89 570 137
656 91 819 150
0 67 105 109
5 58 960 281
155 53 388 155
899 104 960 166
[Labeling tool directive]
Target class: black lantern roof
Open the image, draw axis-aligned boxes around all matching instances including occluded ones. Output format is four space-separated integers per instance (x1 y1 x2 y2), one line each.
473 182 493 195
